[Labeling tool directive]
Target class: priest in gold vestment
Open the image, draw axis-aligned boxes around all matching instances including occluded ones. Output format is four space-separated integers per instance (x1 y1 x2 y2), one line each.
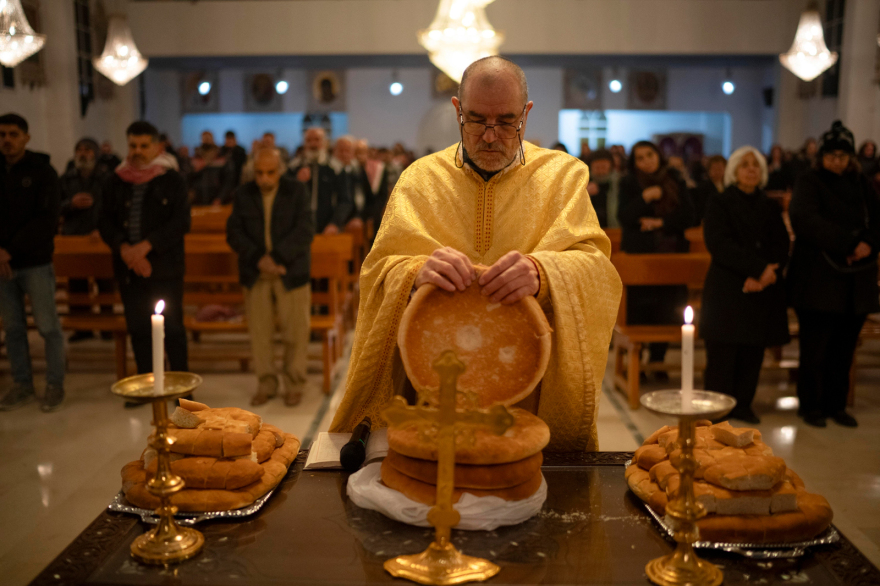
330 57 621 452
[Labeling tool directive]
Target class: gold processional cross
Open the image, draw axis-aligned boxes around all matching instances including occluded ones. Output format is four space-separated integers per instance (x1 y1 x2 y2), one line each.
382 350 515 585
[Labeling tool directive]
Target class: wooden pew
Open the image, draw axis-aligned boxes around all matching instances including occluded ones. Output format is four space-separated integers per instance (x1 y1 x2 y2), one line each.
310 252 345 393
604 227 706 254
190 205 232 233
611 252 712 409
51 236 128 380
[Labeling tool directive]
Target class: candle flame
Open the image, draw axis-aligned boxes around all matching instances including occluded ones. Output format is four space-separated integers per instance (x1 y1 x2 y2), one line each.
684 306 694 325
155 300 165 315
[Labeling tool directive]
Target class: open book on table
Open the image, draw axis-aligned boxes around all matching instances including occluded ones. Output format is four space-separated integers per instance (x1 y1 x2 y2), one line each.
304 428 388 470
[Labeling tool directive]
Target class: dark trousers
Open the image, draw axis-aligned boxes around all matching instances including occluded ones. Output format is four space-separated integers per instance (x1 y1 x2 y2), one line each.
627 285 688 364
795 309 866 415
118 275 188 374
704 340 765 410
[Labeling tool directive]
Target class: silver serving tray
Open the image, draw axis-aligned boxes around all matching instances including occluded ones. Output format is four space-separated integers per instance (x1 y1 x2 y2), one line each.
108 489 275 526
625 460 839 558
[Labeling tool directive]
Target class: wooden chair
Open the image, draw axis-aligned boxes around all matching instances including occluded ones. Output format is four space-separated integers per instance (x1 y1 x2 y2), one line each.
312 233 356 333
190 205 232 233
52 236 129 380
310 252 344 393
611 252 712 409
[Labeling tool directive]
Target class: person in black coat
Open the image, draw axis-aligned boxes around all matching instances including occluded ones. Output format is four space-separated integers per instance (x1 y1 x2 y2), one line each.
99 121 191 392
701 147 791 424
788 121 880 428
617 141 696 378
227 149 314 407
0 113 66 412
288 127 352 234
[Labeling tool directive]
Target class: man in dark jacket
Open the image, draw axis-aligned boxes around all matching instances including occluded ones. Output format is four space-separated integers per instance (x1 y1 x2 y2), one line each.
99 121 191 397
61 137 114 342
0 113 65 412
288 127 351 234
227 149 314 407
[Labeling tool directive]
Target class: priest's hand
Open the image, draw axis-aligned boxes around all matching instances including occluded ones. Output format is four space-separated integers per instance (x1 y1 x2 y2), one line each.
479 251 539 304
415 247 475 292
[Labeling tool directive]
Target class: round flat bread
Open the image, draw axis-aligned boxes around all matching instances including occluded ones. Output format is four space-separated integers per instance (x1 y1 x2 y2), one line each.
385 449 543 489
387 407 550 464
380 458 543 506
697 492 833 544
398 266 552 408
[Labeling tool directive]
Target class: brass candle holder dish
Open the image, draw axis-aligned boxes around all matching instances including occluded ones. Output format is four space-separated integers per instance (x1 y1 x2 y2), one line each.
639 390 736 586
382 351 514 585
111 371 205 565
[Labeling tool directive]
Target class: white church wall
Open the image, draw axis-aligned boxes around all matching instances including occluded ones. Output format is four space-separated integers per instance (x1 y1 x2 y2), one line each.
0 0 136 173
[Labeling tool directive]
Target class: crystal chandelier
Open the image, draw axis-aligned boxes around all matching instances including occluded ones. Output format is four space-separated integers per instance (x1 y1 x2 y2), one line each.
418 0 504 83
94 15 148 86
0 0 47 67
779 6 838 82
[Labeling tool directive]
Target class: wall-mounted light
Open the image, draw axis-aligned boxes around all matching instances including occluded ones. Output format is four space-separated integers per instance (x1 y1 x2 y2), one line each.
275 80 289 94
389 81 404 96
608 79 622 93
721 80 735 95
198 81 211 95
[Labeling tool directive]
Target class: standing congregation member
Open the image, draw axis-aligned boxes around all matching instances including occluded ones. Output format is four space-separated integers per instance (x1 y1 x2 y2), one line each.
788 121 880 428
700 147 791 424
585 149 620 228
289 127 351 234
331 135 370 230
330 57 622 452
617 141 695 381
60 137 113 342
220 130 247 186
355 138 390 237
691 155 726 225
99 121 191 405
227 149 314 407
0 113 65 412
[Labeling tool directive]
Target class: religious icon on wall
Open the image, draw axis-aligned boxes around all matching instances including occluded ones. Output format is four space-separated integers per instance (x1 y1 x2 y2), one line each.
431 69 458 98
309 70 346 111
181 71 219 113
564 68 603 110
244 73 282 112
628 70 667 110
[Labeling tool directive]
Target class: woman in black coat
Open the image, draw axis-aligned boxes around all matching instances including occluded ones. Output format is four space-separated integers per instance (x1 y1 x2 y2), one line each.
788 121 880 428
617 141 696 378
701 147 791 424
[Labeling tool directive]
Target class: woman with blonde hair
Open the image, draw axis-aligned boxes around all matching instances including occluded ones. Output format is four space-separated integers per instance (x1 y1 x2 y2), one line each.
700 146 791 423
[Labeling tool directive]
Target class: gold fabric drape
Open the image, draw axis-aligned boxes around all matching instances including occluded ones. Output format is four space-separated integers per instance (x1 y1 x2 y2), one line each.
329 142 622 452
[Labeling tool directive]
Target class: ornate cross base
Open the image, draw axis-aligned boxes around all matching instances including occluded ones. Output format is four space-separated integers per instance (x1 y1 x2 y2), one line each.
384 541 500 586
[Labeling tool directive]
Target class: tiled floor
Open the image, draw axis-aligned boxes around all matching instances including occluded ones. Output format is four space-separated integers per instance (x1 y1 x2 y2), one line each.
0 335 877 585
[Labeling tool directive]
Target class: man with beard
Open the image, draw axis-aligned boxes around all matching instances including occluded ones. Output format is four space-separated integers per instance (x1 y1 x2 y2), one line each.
288 127 351 234
329 57 622 453
60 138 113 342
0 113 65 412
99 121 191 406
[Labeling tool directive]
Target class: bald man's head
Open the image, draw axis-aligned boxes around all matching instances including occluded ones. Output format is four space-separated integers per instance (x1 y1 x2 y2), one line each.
458 56 529 106
253 148 283 193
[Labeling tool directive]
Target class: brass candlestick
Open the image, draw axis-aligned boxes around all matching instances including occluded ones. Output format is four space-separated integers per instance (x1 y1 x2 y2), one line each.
640 390 736 586
382 351 514 585
111 372 205 564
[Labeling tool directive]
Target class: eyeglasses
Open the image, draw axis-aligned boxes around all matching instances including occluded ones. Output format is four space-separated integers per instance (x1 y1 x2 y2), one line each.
823 152 851 162
460 105 527 139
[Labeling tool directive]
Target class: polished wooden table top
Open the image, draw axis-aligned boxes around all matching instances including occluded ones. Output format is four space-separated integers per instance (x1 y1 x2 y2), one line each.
30 452 880 585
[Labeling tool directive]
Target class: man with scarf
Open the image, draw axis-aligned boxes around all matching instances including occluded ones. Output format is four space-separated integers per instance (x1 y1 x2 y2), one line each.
60 137 113 342
99 121 191 403
329 57 622 452
288 127 351 234
0 113 65 412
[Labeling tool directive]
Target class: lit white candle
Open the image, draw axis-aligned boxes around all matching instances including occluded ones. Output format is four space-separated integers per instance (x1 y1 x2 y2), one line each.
682 306 695 411
152 300 165 395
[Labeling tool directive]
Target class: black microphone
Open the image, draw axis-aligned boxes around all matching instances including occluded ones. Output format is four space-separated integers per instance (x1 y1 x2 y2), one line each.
340 417 372 472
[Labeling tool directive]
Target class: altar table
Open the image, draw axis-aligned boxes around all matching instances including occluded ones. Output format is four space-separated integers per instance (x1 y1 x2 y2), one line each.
29 452 880 585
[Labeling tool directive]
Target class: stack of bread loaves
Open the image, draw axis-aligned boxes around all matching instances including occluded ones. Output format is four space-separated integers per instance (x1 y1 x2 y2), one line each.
382 408 549 505
380 266 553 506
626 421 833 543
121 398 300 512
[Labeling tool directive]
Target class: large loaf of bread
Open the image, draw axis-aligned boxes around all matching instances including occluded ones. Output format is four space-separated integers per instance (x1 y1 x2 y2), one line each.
121 400 301 512
626 420 833 544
